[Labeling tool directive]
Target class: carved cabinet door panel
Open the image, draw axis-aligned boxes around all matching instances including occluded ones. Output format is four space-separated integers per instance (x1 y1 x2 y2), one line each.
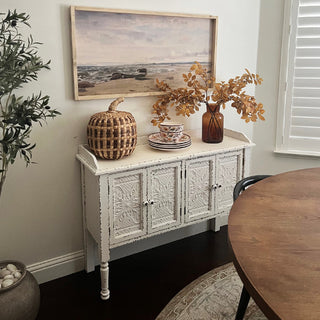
185 156 215 223
147 162 182 233
109 169 147 245
215 151 243 214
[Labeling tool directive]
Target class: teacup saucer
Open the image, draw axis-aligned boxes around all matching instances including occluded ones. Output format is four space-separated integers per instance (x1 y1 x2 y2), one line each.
149 144 191 151
148 132 191 145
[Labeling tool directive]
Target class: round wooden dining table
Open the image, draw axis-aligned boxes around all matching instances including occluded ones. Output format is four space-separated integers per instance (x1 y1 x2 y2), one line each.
228 168 320 320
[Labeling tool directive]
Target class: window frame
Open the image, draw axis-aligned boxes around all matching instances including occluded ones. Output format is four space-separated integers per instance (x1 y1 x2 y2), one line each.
275 0 320 157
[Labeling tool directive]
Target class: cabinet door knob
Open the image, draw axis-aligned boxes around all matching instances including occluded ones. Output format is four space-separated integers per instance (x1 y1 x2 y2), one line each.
211 184 218 190
143 201 148 206
218 184 222 188
149 199 154 205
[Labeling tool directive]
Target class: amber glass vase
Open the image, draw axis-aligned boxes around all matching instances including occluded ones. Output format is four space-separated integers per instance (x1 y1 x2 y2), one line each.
202 103 224 143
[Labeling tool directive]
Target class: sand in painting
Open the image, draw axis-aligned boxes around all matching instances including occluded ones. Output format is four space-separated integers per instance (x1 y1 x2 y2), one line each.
81 73 159 96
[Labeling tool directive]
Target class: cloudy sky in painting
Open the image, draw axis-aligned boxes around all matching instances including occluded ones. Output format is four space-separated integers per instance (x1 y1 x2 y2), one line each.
74 10 212 66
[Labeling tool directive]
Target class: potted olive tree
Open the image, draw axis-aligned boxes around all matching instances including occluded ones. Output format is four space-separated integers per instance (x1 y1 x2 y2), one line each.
0 10 60 319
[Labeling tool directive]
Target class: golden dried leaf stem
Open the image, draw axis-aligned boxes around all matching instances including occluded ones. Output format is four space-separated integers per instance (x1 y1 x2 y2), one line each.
151 62 265 127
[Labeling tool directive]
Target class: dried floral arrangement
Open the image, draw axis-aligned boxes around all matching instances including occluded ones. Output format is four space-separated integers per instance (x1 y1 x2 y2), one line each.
151 62 265 126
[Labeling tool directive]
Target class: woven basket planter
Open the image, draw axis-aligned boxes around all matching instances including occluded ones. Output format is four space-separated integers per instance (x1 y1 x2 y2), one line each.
87 98 137 160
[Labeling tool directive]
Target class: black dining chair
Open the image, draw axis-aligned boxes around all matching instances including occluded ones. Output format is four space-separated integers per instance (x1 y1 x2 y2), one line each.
233 175 271 320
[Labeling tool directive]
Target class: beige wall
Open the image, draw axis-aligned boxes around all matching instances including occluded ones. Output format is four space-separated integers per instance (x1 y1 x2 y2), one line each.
0 0 261 281
252 0 320 174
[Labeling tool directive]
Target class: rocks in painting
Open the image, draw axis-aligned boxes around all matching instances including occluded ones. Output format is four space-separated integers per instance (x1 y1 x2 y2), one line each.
111 68 148 81
111 72 123 80
78 81 95 88
137 68 147 74
135 68 148 80
77 65 151 86
0 264 22 289
136 68 147 76
78 81 95 93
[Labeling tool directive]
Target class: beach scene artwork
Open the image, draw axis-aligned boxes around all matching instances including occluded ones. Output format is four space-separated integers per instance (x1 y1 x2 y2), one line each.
71 8 216 99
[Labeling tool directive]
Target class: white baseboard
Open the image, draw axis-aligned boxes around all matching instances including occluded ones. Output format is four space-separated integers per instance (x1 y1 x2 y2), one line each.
27 250 85 284
26 218 229 285
25 226 211 284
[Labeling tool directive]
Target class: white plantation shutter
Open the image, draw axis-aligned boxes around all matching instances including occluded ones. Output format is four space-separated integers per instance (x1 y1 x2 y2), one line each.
276 0 320 156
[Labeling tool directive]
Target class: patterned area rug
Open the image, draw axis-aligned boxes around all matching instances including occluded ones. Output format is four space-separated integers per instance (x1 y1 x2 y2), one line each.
156 263 267 320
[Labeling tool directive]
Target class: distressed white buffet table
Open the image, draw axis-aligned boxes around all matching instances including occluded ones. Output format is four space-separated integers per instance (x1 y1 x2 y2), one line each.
76 129 254 299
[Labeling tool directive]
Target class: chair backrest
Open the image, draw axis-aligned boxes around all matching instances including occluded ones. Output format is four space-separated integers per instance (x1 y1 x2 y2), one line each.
233 175 271 202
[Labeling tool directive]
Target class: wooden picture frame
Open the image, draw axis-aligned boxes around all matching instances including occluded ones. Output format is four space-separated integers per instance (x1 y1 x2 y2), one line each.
70 6 217 100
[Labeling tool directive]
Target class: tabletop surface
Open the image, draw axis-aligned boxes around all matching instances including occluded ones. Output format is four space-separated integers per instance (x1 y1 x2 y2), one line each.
228 168 320 320
77 129 253 175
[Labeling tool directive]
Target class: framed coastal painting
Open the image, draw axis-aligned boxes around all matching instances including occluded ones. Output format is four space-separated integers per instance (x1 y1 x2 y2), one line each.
70 7 217 100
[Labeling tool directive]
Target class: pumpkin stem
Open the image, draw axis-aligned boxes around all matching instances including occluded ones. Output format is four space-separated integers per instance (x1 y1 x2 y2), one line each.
108 97 124 112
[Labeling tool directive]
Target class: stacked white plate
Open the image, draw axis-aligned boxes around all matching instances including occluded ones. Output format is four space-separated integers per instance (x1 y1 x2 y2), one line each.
148 132 191 151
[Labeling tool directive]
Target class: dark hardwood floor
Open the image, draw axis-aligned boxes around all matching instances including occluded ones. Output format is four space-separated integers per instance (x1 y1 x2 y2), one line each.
36 227 232 320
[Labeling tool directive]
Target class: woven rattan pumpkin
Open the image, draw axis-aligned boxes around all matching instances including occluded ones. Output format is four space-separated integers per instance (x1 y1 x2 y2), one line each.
87 98 137 160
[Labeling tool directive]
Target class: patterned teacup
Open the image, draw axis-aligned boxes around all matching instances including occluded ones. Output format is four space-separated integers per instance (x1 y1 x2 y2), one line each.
160 122 184 142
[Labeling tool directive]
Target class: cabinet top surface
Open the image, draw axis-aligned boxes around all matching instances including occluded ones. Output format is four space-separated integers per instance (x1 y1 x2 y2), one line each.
76 129 253 175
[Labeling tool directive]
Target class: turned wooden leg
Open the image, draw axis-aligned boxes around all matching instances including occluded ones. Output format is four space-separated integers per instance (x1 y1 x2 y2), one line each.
235 286 250 320
100 261 110 300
